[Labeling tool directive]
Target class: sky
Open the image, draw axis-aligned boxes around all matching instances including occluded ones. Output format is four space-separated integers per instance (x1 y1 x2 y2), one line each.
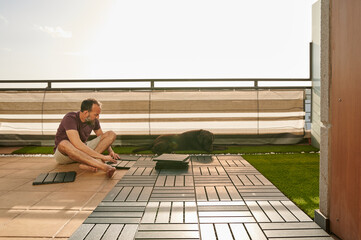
0 0 318 81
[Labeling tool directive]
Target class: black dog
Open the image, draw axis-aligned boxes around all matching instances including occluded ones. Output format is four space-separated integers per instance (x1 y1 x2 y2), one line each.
132 129 215 155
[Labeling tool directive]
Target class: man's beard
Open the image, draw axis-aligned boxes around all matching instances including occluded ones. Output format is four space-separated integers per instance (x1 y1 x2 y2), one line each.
84 116 95 126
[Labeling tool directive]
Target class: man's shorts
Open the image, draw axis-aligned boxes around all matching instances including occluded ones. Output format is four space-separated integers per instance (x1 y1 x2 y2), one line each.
54 135 102 164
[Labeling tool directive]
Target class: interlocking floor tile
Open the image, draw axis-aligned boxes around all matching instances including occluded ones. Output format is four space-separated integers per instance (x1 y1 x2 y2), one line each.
69 154 331 240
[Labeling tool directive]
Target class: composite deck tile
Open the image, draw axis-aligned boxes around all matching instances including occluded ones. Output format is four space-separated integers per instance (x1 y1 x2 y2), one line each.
82 224 108 239
197 201 255 224
89 211 144 218
156 176 194 187
264 229 331 238
69 154 332 240
138 224 198 231
116 176 157 186
257 201 284 222
245 201 271 223
268 201 299 222
199 224 217 240
150 187 195 202
194 176 233 186
84 217 141 224
244 223 268 240
260 222 326 230
110 160 136 169
135 231 200 239
281 200 313 222
68 224 94 240
118 224 139 240
108 186 152 202
193 166 226 176
32 171 76 185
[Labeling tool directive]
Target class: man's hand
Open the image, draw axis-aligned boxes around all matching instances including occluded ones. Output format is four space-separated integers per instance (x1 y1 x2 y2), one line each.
101 155 117 163
109 151 121 160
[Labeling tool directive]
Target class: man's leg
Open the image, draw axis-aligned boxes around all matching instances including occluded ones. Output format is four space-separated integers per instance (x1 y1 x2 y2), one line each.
92 131 117 154
57 140 115 177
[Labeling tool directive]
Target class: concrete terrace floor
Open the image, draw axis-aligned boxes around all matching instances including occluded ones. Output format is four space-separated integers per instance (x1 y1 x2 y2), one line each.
0 148 127 240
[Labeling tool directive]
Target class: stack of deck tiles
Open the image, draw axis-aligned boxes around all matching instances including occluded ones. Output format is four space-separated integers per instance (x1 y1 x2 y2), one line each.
153 154 190 169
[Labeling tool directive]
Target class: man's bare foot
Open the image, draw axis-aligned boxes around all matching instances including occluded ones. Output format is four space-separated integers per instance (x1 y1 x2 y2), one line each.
106 166 116 178
79 164 98 173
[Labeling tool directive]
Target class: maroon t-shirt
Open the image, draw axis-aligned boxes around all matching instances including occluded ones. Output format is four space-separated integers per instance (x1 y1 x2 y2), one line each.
54 111 100 152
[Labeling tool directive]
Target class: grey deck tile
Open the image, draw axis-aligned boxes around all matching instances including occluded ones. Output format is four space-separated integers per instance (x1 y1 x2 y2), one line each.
118 224 139 240
229 224 251 240
282 200 313 222
114 186 133 201
69 224 94 240
127 186 144 201
98 202 147 207
84 224 108 240
141 202 159 223
226 186 243 201
199 217 255 223
84 218 141 224
135 231 200 239
244 223 267 240
156 202 172 223
138 186 153 201
264 229 330 238
214 224 233 240
224 168 259 175
200 224 216 240
243 196 289 201
101 224 124 240
257 201 284 222
89 212 143 218
269 201 299 222
254 174 273 185
194 176 233 186
185 202 198 223
247 175 263 185
94 206 146 212
215 186 231 201
246 201 271 223
260 222 324 230
170 202 184 223
139 224 199 231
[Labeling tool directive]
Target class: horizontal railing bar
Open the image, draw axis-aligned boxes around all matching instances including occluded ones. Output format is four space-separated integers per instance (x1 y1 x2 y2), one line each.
0 87 312 92
0 78 310 83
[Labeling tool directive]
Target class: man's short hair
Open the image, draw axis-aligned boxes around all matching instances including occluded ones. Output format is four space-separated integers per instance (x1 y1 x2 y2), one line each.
81 98 102 112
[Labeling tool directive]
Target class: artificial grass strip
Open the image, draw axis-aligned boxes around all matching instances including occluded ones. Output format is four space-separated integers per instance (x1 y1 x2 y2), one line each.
12 144 319 155
242 153 320 219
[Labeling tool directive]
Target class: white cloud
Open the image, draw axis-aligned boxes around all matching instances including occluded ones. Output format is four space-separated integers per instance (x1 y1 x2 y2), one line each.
34 25 72 38
0 14 8 26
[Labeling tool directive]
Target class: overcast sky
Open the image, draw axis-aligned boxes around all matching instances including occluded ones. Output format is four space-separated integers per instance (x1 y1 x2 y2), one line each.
0 0 318 80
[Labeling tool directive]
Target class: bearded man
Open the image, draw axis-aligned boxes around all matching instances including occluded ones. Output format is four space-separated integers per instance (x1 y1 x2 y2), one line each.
54 98 119 178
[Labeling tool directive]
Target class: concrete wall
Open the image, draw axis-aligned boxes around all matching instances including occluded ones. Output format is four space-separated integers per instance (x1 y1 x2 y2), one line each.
311 1 321 149
313 0 331 232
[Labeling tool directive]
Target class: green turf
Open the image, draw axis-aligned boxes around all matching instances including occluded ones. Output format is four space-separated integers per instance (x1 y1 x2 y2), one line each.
242 153 320 219
12 144 319 155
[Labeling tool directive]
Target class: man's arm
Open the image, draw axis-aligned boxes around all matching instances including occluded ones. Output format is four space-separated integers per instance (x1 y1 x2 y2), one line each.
66 129 113 162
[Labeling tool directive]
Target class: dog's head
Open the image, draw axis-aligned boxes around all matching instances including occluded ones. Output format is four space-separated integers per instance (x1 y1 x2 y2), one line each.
197 129 214 152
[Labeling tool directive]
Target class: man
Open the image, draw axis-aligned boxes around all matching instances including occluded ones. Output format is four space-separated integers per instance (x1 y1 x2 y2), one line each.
54 98 120 178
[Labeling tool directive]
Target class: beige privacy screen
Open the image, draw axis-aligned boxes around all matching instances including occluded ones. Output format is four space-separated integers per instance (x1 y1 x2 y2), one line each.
0 90 305 135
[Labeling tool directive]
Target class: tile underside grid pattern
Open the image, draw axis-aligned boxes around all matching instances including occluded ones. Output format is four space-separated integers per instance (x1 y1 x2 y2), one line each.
70 155 331 240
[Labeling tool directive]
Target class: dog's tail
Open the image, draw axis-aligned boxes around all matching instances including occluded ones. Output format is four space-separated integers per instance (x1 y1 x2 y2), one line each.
132 145 152 153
